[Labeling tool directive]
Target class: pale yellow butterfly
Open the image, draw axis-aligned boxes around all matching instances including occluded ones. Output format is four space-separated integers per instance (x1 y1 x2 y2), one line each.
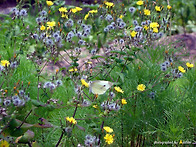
89 80 113 95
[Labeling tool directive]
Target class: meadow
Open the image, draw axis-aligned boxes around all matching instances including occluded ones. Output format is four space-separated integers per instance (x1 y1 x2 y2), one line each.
0 0 195 146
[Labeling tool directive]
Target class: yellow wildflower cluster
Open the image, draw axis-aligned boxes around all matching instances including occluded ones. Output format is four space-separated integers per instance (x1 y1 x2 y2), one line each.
150 22 159 33
186 62 194 68
69 68 78 72
121 98 127 105
1 60 10 67
59 7 68 18
71 7 82 13
47 21 56 29
144 9 151 16
137 84 146 91
81 79 89 88
136 0 144 5
104 134 114 144
155 6 161 12
103 126 114 144
104 1 114 8
46 1 53 6
0 140 9 147
66 117 77 124
114 86 124 93
130 31 137 37
84 9 98 20
178 66 186 73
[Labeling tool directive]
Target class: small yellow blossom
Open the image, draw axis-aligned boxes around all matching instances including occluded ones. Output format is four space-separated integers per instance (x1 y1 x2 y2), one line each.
75 7 83 11
47 21 56 29
84 13 90 20
186 62 194 68
119 15 124 19
137 84 146 91
144 9 151 15
93 105 97 108
150 22 159 28
1 60 10 67
103 126 113 133
61 13 68 18
104 134 114 144
46 1 53 6
71 7 82 13
130 31 137 37
178 66 186 73
89 9 98 14
153 28 158 33
81 79 89 88
71 8 77 13
114 86 124 93
143 25 149 30
87 61 92 64
0 140 9 147
136 0 144 5
69 68 77 72
167 5 172 10
121 99 127 105
155 6 161 12
40 25 45 31
59 7 68 13
179 140 183 144
66 117 77 124
105 2 114 8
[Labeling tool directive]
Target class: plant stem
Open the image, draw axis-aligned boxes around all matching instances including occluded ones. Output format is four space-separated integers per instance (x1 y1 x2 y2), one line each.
98 121 104 146
56 130 65 147
17 109 32 129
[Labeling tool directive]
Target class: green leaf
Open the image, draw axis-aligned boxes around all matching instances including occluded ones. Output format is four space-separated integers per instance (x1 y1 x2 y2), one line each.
91 55 105 59
17 130 35 143
116 72 125 83
110 50 126 55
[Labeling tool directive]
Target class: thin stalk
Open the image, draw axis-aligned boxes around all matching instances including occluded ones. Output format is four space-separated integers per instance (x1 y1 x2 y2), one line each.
17 109 32 129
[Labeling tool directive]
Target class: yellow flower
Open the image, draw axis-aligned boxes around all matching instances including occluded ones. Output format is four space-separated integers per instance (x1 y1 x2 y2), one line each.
61 13 68 18
1 60 10 67
66 117 77 124
93 105 97 108
137 84 146 91
179 140 183 144
178 66 186 73
75 7 83 11
114 86 124 93
84 13 90 20
167 5 172 10
81 79 89 88
130 31 137 37
47 21 56 29
46 1 53 6
103 126 113 133
121 99 127 105
40 25 45 31
104 134 114 144
144 9 151 15
59 7 68 13
136 0 144 5
143 25 149 30
69 68 77 72
71 7 82 13
150 22 159 28
105 2 114 8
153 28 158 33
0 140 9 147
186 62 194 68
155 6 161 12
89 9 98 14
119 15 124 19
71 8 77 13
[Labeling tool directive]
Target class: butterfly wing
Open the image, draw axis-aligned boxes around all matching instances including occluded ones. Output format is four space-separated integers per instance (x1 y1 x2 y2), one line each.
90 80 113 95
